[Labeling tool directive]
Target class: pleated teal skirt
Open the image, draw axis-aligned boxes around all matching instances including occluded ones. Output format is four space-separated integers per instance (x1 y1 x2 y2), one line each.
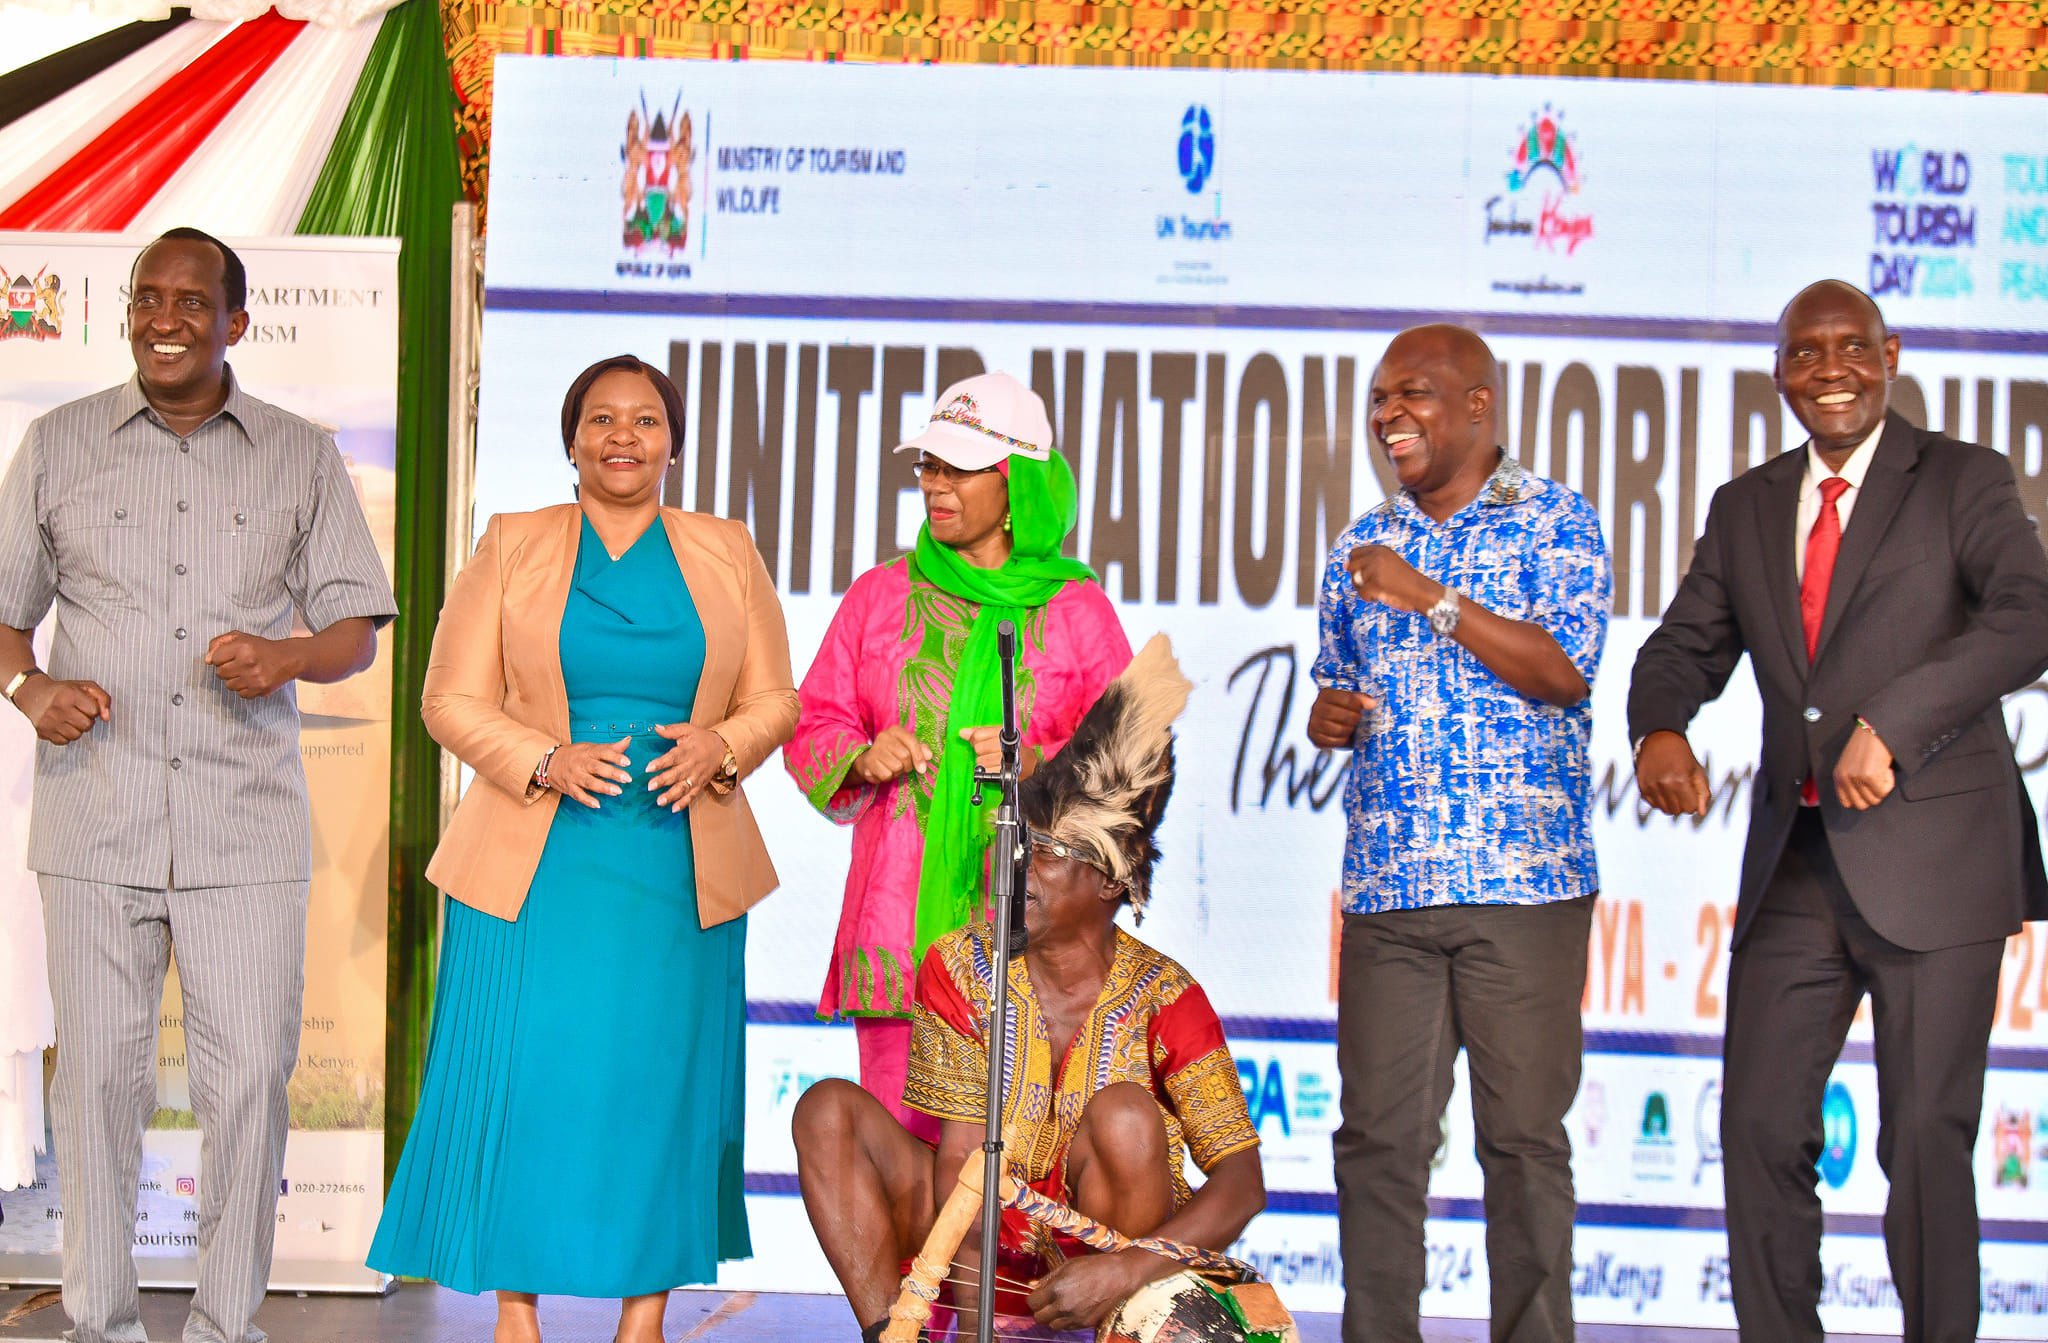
369 517 751 1297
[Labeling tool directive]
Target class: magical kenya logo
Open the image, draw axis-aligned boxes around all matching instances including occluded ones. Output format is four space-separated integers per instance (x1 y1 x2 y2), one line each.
1484 106 1593 256
3 266 63 341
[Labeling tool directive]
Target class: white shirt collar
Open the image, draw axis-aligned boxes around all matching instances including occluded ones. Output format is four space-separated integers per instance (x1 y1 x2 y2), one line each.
1802 421 1884 499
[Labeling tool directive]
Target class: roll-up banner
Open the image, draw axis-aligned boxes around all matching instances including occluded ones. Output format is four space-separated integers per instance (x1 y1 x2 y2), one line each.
476 60 2048 1334
0 233 399 1292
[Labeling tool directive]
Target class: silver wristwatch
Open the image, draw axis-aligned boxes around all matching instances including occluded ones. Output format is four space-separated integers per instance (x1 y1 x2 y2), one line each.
1426 588 1461 638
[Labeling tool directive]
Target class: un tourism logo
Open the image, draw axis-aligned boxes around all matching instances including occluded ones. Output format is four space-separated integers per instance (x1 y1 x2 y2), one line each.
1178 105 1215 194
1818 1080 1857 1189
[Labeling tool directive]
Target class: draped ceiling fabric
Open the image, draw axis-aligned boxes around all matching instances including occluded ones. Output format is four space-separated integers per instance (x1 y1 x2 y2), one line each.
435 0 2048 220
0 9 392 233
5 0 403 25
0 20 233 221
1 11 311 230
132 17 384 232
0 9 190 128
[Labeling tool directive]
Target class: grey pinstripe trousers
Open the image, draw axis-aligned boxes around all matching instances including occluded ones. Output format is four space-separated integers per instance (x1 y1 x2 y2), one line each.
40 875 307 1343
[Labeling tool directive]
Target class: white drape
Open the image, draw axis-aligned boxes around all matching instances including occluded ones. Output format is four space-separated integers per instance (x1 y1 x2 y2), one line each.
0 20 232 217
131 16 385 236
3 0 399 29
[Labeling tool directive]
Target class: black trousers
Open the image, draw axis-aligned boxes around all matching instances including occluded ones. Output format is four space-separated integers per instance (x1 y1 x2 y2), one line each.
1722 809 2004 1343
1333 897 1594 1343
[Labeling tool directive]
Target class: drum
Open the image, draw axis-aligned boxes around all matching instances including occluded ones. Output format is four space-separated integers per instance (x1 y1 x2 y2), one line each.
1096 1269 1300 1343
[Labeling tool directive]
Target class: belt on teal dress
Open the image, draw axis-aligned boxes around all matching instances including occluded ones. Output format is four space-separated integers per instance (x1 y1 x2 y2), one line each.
573 720 672 737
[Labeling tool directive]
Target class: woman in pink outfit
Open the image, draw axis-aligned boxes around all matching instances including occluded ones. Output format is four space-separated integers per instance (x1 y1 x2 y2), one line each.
784 371 1131 1129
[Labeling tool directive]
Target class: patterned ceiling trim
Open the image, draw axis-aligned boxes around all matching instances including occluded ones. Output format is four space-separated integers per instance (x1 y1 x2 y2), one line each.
439 0 2048 222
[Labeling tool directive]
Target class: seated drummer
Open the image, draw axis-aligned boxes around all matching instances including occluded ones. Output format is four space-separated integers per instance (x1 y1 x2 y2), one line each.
793 635 1267 1341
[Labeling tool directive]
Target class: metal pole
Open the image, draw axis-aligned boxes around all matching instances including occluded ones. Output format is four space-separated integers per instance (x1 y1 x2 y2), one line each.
437 202 483 951
972 621 1024 1343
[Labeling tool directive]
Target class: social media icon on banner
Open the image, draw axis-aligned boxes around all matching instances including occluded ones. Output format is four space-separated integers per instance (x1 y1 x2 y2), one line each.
174 1177 195 1198
1693 1080 1723 1186
1992 1106 2031 1189
1631 1090 1677 1183
1817 1080 1857 1189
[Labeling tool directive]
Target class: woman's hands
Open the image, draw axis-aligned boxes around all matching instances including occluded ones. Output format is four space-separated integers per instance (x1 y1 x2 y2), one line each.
546 736 632 809
959 726 1038 778
647 722 730 812
850 720 1039 785
852 722 933 785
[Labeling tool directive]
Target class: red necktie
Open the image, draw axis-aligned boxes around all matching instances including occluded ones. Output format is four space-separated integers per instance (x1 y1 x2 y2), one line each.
1799 475 1851 804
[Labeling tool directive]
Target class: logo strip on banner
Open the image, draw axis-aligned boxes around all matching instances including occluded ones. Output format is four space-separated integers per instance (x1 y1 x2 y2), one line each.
742 999 2048 1072
482 289 2048 356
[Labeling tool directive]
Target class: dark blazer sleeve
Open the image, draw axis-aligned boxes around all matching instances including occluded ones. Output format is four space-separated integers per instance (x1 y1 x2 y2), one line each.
1629 484 1749 743
1859 443 2048 773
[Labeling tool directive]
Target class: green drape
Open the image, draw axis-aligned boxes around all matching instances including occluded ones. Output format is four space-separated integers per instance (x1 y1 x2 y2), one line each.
296 0 464 1188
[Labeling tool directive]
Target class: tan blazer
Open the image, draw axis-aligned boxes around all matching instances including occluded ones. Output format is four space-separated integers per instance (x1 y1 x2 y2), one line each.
421 504 800 927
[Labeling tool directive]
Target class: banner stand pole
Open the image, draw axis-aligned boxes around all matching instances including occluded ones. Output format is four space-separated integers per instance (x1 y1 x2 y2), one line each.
438 201 483 857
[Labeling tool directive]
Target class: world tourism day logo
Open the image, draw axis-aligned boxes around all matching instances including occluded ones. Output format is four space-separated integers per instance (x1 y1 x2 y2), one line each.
1484 105 1594 259
2 266 63 341
618 92 697 280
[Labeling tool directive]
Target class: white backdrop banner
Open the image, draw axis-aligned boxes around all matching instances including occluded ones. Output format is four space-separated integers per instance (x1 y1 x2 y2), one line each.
476 58 2048 1333
0 232 399 1292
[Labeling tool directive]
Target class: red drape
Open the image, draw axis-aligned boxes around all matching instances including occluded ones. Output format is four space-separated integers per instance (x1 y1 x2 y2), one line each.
0 10 306 232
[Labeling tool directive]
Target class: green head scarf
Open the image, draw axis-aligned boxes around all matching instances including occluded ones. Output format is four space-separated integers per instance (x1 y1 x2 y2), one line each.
909 449 1094 966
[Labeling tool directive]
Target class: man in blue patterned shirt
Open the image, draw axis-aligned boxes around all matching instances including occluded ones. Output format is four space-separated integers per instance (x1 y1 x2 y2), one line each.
1308 325 1610 1343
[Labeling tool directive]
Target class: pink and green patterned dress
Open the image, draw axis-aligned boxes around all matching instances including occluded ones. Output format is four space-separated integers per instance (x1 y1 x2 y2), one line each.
786 556 1131 1023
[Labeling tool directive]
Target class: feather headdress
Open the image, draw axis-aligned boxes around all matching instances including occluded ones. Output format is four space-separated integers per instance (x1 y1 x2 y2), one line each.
1019 633 1192 920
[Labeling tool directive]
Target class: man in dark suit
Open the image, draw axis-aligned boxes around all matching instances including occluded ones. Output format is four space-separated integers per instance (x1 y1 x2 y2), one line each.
1630 278 2048 1343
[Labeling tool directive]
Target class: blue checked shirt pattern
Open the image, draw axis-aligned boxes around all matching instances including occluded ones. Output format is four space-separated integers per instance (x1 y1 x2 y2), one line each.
1313 452 1611 914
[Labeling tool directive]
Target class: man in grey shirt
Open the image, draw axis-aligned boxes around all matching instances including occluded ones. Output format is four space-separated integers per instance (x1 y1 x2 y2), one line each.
0 228 398 1343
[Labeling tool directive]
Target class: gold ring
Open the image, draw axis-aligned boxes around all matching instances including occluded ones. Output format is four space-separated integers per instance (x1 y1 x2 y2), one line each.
682 777 692 790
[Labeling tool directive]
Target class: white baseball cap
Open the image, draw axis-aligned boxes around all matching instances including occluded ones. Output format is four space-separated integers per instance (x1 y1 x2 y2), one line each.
895 371 1055 472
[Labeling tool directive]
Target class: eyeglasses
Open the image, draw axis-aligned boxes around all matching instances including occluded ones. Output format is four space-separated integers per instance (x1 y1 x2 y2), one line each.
911 454 1000 484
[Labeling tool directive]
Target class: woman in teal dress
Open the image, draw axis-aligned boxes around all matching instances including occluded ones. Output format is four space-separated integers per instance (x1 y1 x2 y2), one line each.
370 356 800 1343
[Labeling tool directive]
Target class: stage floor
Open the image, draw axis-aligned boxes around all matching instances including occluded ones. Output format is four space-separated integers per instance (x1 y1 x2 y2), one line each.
0 1284 1759 1343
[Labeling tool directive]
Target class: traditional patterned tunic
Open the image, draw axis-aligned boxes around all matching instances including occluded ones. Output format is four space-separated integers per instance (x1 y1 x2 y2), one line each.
784 557 1130 1018
903 923 1260 1226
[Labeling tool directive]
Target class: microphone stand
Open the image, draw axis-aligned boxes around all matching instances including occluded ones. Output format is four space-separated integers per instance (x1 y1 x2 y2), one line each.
968 620 1026 1343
